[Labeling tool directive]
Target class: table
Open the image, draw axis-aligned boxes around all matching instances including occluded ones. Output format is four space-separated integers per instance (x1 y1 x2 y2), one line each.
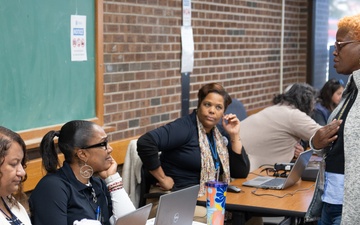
197 168 316 224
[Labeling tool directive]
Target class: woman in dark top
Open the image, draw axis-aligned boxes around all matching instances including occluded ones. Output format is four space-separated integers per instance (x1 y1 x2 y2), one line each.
29 120 135 225
137 83 249 196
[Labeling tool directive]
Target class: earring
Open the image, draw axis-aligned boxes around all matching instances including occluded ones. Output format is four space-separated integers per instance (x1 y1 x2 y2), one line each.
80 162 93 179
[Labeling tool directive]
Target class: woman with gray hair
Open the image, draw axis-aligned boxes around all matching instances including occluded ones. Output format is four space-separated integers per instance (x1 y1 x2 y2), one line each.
240 83 322 171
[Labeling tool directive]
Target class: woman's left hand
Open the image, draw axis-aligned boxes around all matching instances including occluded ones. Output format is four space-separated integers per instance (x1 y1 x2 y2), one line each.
222 113 240 135
98 156 118 179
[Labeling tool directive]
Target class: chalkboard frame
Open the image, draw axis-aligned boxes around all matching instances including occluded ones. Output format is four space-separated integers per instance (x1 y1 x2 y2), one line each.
17 0 105 149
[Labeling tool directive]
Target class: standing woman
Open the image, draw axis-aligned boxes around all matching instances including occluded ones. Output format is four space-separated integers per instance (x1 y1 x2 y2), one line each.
0 126 31 225
29 120 135 225
312 78 345 125
306 14 360 225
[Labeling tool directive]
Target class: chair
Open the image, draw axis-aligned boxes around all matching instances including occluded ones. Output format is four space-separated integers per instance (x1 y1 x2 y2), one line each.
138 166 167 208
218 98 247 129
122 139 166 208
225 98 248 121
122 139 143 207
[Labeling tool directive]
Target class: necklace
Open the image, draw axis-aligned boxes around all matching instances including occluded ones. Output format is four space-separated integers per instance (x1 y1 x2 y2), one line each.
0 207 11 220
75 175 97 203
0 197 11 220
325 89 357 158
75 175 101 221
90 186 98 204
0 197 24 225
335 90 355 120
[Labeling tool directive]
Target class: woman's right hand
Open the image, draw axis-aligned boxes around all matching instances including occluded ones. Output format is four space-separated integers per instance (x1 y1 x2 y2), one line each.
312 119 342 149
150 167 174 191
156 175 174 191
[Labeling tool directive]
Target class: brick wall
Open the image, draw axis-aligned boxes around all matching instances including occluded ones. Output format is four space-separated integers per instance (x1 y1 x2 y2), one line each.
102 0 309 141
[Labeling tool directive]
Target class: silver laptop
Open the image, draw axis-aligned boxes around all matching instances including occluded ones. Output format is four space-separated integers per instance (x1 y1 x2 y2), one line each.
116 203 152 225
242 150 313 190
146 184 200 225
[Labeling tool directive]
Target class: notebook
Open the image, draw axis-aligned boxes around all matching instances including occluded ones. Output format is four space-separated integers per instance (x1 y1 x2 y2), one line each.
116 203 152 225
242 149 313 190
146 184 200 225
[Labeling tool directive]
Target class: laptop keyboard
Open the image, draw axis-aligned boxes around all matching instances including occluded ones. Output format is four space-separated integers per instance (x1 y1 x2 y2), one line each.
262 178 285 187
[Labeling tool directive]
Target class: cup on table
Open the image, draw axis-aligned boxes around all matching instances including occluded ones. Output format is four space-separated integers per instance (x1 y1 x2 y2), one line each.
205 181 228 225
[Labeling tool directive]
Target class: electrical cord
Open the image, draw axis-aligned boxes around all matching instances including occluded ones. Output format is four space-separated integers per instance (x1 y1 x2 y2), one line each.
249 165 274 177
250 183 315 198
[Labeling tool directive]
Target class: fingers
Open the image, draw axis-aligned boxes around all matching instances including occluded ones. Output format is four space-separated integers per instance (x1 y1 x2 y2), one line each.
222 113 239 124
294 143 304 158
313 120 342 149
157 176 174 191
322 120 342 136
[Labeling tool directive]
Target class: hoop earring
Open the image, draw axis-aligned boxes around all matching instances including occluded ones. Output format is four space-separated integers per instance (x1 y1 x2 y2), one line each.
80 162 93 179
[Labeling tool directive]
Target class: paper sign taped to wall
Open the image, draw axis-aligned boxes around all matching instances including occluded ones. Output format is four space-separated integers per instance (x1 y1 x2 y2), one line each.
181 26 194 73
71 15 87 61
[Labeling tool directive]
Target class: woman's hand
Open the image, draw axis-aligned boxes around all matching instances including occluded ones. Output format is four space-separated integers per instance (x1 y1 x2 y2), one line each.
222 113 240 136
98 156 118 179
156 175 175 191
312 119 342 149
222 113 242 154
150 167 174 191
294 142 304 158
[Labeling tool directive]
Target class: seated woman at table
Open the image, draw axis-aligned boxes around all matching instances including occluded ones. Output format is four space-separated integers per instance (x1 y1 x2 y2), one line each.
312 78 344 126
0 126 31 225
240 83 322 171
137 82 250 197
29 120 135 225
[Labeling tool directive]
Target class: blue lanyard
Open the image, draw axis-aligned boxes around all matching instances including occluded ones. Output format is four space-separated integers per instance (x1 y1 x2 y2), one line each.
207 133 220 170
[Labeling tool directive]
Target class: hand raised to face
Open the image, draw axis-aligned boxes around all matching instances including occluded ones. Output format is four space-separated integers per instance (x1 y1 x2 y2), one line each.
222 113 240 136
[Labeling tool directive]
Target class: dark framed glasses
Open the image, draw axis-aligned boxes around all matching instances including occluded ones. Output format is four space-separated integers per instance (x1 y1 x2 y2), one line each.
334 40 360 52
82 140 108 150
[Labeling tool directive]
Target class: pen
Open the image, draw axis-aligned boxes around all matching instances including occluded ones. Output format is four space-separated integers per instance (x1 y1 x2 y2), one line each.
96 206 101 221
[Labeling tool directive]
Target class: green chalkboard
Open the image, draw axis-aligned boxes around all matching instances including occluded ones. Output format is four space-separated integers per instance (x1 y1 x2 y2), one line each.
0 0 98 132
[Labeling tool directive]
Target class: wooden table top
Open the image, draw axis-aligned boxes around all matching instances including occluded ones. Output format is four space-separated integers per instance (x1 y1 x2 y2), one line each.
197 168 316 217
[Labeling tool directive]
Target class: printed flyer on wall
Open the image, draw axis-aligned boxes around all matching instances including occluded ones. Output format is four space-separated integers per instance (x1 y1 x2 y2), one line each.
70 15 87 61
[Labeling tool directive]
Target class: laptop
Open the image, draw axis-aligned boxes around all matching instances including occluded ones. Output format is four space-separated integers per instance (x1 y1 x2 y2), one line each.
242 149 313 189
116 203 152 225
146 184 200 225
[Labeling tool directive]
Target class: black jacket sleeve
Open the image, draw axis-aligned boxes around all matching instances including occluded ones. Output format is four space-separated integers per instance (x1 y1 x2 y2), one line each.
217 124 250 178
137 132 161 171
229 146 250 178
